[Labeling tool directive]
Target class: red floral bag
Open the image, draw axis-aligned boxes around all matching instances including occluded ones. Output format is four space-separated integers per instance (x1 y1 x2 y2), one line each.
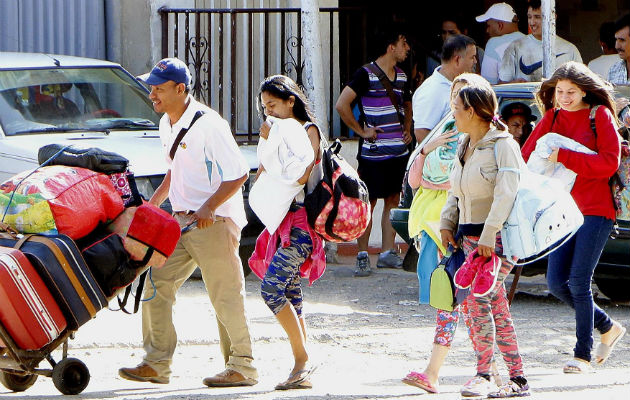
304 140 371 242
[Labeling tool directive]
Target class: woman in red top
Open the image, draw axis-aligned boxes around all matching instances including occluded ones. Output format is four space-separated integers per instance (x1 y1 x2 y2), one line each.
522 61 626 373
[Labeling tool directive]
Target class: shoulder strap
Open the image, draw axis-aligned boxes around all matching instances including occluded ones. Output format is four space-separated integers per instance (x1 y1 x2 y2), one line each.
323 141 346 241
589 105 601 136
550 108 560 131
302 121 327 157
493 138 521 174
169 110 206 160
364 63 405 128
118 269 149 314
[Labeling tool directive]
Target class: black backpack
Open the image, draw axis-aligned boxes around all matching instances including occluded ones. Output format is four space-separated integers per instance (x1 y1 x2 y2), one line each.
76 227 143 297
304 139 371 242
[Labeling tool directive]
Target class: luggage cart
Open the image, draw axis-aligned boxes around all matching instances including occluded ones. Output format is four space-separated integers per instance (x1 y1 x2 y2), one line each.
0 323 90 395
0 266 151 395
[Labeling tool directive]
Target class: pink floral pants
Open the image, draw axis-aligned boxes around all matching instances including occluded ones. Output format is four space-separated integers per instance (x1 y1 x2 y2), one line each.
461 235 525 378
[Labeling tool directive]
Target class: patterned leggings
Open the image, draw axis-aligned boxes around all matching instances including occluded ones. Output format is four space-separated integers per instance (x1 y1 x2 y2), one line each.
260 228 313 317
434 300 472 347
462 235 524 378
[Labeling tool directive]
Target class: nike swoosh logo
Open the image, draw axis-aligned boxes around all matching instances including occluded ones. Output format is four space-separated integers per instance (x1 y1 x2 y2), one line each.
519 53 567 75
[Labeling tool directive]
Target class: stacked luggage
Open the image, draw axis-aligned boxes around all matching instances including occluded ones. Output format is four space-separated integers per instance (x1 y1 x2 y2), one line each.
0 145 180 395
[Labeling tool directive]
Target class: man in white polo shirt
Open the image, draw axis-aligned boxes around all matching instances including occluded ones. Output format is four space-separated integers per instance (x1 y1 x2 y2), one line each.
118 58 258 387
413 34 477 143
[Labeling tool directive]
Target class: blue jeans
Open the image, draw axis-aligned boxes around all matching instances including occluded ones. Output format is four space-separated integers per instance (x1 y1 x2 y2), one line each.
547 216 615 361
416 231 439 305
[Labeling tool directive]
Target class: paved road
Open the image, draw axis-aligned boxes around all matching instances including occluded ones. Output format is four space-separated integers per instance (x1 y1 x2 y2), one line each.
2 257 629 399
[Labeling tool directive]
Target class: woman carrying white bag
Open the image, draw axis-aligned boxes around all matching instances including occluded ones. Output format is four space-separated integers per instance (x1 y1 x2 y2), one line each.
521 61 627 374
248 75 325 390
440 74 530 398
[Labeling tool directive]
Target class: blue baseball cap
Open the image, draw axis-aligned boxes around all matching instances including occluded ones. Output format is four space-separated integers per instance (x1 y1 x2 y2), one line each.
137 58 192 87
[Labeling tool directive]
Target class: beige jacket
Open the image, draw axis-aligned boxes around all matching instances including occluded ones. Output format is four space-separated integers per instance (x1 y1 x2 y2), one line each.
440 128 526 247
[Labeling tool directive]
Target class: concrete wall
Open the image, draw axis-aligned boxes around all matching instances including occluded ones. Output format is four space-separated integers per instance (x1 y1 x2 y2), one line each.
105 0 193 76
0 0 106 58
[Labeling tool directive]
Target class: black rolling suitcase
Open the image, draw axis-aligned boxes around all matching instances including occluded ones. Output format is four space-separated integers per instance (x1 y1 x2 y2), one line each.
0 232 107 330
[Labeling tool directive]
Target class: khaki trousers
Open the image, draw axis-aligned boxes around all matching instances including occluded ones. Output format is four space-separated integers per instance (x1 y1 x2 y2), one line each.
141 217 257 380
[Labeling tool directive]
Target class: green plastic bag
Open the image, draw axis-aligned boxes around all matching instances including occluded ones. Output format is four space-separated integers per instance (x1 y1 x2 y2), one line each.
429 261 456 311
429 246 469 311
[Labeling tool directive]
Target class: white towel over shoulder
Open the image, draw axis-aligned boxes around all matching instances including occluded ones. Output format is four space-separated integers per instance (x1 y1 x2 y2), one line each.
249 117 314 233
527 132 596 192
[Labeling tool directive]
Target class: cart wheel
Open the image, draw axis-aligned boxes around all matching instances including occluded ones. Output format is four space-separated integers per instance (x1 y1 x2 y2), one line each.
0 371 38 392
52 358 90 395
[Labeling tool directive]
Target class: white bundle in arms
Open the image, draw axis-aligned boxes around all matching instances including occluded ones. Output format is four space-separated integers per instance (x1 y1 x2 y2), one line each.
500 172 583 263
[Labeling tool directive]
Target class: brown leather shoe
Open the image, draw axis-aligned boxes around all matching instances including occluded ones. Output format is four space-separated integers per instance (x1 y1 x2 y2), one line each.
203 369 257 387
118 363 169 384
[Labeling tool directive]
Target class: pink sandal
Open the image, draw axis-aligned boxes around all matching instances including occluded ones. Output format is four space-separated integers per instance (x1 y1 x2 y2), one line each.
402 371 439 394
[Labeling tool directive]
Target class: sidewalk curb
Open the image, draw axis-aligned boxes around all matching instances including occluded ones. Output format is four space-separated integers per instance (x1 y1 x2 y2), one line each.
336 241 409 256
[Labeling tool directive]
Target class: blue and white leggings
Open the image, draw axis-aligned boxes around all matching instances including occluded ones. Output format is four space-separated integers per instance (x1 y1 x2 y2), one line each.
260 227 313 316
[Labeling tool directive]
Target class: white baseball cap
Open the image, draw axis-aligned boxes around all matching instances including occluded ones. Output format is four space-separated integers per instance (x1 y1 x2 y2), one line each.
475 2 517 23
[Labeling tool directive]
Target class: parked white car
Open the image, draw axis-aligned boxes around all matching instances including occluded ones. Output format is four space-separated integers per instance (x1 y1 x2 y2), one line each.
0 52 261 271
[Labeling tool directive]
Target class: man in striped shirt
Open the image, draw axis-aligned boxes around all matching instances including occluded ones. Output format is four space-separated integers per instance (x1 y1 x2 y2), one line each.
336 29 412 277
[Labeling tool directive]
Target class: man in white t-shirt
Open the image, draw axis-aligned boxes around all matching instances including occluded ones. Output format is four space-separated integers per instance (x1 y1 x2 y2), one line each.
500 0 582 83
118 58 258 387
588 21 619 80
413 34 477 142
476 2 525 84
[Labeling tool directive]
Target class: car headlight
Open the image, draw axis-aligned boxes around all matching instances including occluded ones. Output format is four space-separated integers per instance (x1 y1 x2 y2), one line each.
135 176 156 199
134 174 172 213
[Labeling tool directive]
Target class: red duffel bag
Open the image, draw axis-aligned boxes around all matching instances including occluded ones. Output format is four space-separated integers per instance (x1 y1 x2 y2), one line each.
107 202 180 268
0 166 124 239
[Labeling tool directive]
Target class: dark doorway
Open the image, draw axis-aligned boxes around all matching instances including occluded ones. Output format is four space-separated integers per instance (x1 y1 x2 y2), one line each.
338 0 488 87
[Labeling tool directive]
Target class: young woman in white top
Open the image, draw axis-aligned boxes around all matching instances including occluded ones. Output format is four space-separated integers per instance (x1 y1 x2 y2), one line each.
249 75 324 390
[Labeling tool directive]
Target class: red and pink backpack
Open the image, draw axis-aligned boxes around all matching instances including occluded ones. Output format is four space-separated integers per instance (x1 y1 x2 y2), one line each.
304 140 371 242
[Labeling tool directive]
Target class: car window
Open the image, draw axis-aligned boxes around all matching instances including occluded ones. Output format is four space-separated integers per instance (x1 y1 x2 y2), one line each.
0 67 159 136
614 85 630 100
497 97 541 121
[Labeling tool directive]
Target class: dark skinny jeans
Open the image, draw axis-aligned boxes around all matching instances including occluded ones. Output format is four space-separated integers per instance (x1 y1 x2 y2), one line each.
546 215 615 361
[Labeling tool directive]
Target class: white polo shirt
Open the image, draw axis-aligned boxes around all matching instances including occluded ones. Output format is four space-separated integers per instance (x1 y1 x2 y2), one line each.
159 95 249 229
412 66 452 131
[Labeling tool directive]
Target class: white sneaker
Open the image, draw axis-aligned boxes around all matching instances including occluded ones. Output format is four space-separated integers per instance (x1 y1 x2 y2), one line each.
488 380 531 398
461 375 499 397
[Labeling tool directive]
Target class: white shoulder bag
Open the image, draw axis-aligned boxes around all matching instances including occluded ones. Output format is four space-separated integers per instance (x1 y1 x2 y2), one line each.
495 141 584 264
